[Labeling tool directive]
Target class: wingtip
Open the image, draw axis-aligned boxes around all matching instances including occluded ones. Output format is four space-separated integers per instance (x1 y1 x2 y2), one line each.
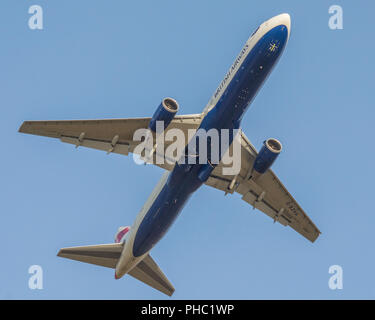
18 121 27 133
18 121 35 134
310 231 321 243
164 289 174 297
57 248 68 257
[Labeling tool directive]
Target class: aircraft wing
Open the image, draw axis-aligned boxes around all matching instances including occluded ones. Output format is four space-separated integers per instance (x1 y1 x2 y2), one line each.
19 116 320 241
205 131 321 243
19 114 202 171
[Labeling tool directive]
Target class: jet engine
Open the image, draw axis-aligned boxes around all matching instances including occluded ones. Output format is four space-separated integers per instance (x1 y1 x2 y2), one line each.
251 138 282 179
148 97 179 132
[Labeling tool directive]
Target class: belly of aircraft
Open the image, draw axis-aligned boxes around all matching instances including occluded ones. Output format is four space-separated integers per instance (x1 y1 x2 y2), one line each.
132 165 203 257
132 24 289 259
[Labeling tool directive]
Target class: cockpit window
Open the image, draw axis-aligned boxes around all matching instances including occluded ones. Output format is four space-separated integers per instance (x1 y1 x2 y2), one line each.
251 26 260 37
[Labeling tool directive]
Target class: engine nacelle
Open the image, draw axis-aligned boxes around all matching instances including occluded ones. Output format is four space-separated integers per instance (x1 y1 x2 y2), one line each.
114 226 131 243
148 97 179 132
252 138 282 176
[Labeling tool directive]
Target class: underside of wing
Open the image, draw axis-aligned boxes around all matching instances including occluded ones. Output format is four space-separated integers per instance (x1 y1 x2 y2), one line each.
206 131 321 242
19 114 202 171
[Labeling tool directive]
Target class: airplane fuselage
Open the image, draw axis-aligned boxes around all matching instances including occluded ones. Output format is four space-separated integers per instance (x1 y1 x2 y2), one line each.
115 14 291 278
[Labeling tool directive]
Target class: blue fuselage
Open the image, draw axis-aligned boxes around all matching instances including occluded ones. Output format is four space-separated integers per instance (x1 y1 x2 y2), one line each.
133 24 289 257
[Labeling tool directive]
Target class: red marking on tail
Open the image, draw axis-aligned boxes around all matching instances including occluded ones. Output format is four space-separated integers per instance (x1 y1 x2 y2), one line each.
115 226 130 243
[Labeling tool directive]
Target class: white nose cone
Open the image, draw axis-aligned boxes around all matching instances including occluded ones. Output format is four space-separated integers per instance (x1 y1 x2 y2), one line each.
266 13 291 40
277 13 291 39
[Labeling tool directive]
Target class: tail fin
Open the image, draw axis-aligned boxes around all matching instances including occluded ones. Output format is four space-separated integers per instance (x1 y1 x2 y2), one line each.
114 226 131 243
57 243 175 296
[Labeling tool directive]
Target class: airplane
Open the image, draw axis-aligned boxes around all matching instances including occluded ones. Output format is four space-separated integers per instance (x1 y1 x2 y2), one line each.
19 13 320 296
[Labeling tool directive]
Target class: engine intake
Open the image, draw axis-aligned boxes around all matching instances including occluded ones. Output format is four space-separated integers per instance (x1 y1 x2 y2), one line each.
252 138 282 175
148 97 179 132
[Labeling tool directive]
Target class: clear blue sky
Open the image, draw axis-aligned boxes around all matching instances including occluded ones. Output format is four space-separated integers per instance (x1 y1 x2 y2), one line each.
2 0 375 299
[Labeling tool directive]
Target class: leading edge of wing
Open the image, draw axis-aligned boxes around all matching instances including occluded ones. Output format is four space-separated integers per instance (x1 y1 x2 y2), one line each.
18 114 202 137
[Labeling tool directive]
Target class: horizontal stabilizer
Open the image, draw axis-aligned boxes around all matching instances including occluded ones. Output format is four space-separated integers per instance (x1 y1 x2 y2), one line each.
129 254 175 296
57 243 123 268
57 243 174 296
